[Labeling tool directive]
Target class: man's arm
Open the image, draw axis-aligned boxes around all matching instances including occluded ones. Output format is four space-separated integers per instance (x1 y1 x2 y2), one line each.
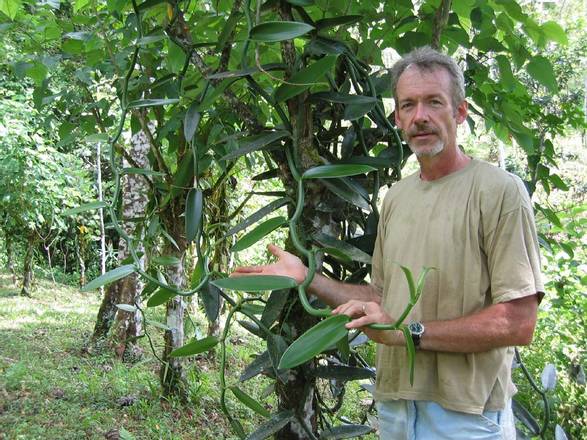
334 294 539 353
231 244 382 307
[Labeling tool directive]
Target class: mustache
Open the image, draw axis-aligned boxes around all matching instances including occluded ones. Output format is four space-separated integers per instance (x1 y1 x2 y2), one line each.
407 124 439 137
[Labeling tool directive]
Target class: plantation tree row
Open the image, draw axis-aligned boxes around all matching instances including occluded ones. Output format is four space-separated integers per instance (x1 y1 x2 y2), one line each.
1 0 585 439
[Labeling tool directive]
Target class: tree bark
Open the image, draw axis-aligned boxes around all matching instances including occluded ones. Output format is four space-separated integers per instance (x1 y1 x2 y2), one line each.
20 233 35 297
91 130 149 350
5 233 17 285
431 0 452 50
96 141 107 296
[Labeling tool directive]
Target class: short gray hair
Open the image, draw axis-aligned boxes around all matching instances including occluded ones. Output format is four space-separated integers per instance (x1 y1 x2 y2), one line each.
391 46 465 109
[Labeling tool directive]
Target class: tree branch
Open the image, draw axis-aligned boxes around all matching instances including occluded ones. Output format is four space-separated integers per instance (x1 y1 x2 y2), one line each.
431 0 452 50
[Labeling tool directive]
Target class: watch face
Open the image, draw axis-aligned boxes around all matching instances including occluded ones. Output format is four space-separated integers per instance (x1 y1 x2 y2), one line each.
409 322 424 336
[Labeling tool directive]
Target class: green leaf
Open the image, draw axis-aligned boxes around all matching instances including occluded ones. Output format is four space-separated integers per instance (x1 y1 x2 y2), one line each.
279 314 350 369
512 399 540 435
312 92 378 105
526 56 558 93
261 289 290 328
145 319 171 331
199 281 220 322
401 325 416 386
230 386 270 418
415 266 436 300
315 15 362 30
220 130 290 161
319 424 373 439
169 336 219 357
184 102 201 142
0 0 21 20
136 35 166 46
206 63 285 80
312 365 375 381
231 217 287 252
313 232 371 264
245 410 295 440
84 133 109 143
240 351 272 382
249 21 314 42
549 174 569 191
541 21 567 45
267 334 290 383
322 179 370 211
81 265 136 292
302 164 375 179
286 0 313 6
127 98 180 109
116 304 137 313
152 256 181 266
64 201 109 215
185 189 203 243
121 168 166 177
274 56 338 102
225 197 290 237
146 288 175 307
212 276 297 292
541 363 557 391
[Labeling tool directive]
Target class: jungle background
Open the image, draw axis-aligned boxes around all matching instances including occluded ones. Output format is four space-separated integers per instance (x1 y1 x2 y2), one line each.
0 0 585 439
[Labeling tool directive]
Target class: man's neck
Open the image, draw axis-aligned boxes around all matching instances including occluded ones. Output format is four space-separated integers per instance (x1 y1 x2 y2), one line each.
417 146 471 181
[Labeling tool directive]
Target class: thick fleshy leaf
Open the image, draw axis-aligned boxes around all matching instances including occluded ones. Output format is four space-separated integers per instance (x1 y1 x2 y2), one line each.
261 289 289 327
126 98 180 108
169 336 219 357
231 217 287 252
555 425 569 440
315 15 362 30
199 281 220 322
240 351 272 382
312 91 378 105
226 197 290 237
312 365 375 381
526 56 558 93
220 130 290 161
184 102 200 142
212 276 297 292
402 325 416 385
245 410 294 440
336 336 350 364
152 256 181 266
274 56 338 102
185 189 203 243
81 265 135 292
146 288 175 307
322 179 370 210
319 424 374 439
238 320 265 338
313 232 372 264
64 201 108 215
512 399 540 435
302 164 375 179
344 101 378 120
206 63 285 80
541 363 557 391
121 167 166 177
230 386 270 418
279 315 350 369
267 334 289 383
249 21 314 42
116 304 137 313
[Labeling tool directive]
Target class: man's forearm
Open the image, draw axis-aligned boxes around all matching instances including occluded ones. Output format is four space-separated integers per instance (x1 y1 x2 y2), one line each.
309 273 382 307
366 295 539 353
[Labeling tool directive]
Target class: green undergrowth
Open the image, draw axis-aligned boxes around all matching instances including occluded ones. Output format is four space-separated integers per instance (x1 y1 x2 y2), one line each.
0 272 375 440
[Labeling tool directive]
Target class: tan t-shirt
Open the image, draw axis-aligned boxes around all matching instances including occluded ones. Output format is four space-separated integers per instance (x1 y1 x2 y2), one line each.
371 158 544 415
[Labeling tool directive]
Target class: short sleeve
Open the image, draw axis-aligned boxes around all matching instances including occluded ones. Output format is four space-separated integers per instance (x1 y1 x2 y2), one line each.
484 204 544 304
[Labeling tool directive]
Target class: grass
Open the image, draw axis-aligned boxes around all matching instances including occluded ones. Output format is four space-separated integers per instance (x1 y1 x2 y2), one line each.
0 272 376 440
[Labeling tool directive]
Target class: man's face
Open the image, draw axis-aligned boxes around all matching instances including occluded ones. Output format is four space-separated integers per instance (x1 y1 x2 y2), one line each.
394 66 467 158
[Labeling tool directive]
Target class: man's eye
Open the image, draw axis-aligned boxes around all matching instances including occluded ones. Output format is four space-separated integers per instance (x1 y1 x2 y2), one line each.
430 99 442 106
401 103 413 109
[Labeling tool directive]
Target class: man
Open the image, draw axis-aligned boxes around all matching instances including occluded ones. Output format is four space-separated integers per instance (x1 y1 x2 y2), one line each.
233 46 543 439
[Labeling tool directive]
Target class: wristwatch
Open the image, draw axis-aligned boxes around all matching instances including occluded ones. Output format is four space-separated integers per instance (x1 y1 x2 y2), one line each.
408 321 425 348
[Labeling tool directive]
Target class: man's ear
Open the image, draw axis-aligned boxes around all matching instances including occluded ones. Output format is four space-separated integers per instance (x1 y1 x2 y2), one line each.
455 100 468 125
394 105 402 130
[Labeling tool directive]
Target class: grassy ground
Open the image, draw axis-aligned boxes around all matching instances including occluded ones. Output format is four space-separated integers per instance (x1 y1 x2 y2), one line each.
0 272 375 440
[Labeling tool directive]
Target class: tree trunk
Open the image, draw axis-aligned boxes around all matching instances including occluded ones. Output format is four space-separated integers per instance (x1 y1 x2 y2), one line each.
91 130 149 350
160 242 188 400
77 231 86 288
5 233 17 285
96 141 107 296
20 233 35 297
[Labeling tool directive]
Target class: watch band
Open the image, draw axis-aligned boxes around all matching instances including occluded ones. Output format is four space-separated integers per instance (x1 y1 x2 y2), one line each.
408 321 425 348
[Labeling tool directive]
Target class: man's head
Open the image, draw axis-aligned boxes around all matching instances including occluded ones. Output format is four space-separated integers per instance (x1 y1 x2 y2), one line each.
391 47 468 158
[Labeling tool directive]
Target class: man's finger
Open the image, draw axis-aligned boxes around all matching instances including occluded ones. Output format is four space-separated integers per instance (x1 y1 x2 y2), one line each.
267 244 286 258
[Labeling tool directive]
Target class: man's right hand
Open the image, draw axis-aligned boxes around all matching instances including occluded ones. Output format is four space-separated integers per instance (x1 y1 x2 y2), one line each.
231 244 308 284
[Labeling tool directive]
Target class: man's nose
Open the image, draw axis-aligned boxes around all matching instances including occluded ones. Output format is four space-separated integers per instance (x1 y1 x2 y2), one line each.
413 102 429 123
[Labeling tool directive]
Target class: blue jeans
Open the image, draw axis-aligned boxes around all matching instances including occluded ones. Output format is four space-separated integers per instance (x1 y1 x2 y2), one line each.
376 399 515 440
